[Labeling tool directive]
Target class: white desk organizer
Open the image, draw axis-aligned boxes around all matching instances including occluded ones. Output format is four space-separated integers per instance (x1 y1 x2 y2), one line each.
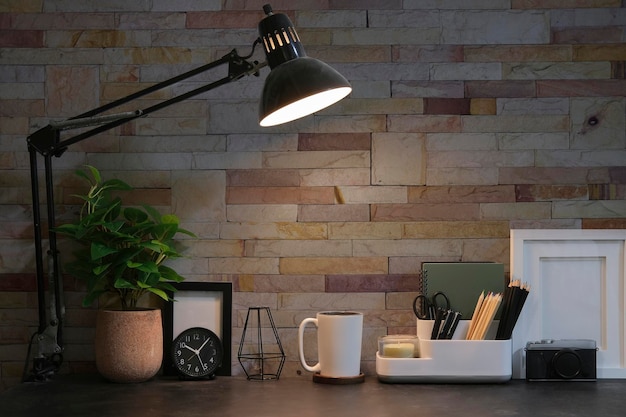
376 319 512 383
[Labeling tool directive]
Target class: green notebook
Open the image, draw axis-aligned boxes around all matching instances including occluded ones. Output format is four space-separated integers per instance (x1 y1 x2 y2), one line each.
422 262 505 320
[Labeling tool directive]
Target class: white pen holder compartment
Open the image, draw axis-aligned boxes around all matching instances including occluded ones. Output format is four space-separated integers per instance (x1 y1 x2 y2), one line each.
417 318 499 341
376 320 511 383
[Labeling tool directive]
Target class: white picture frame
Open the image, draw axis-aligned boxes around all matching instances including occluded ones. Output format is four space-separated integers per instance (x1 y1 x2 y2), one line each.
163 282 232 376
510 229 626 379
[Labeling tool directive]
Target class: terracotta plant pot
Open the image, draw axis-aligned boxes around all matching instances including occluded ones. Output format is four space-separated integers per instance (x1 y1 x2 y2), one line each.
95 309 163 383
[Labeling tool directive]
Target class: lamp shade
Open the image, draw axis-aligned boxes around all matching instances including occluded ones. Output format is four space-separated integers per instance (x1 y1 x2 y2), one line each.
258 5 352 127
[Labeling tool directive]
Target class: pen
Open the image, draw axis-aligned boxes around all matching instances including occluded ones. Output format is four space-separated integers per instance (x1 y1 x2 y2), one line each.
437 310 455 339
445 311 462 339
431 308 446 339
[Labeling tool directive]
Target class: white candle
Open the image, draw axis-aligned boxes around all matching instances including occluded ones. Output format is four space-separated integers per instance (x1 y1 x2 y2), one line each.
382 342 415 358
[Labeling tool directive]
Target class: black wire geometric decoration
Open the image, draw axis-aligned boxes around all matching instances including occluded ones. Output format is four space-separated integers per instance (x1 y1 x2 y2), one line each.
238 307 285 380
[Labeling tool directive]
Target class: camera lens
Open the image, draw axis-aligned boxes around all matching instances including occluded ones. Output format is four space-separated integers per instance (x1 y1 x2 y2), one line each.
552 348 582 379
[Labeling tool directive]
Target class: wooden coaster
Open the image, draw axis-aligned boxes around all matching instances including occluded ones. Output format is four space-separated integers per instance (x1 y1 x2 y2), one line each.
312 372 365 385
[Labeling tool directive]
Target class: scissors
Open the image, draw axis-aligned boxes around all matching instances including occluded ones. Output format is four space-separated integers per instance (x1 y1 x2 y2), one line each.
412 291 451 320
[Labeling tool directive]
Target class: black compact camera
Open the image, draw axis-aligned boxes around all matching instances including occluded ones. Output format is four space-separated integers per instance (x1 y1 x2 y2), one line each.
525 339 597 381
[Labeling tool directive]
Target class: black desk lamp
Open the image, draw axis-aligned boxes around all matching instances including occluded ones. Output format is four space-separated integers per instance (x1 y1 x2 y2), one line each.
25 4 351 381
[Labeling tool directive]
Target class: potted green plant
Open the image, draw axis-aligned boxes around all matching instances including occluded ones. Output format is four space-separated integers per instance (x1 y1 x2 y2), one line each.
55 165 195 382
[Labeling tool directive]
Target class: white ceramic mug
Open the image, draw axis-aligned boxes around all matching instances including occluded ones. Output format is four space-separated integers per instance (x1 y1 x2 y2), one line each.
298 311 363 378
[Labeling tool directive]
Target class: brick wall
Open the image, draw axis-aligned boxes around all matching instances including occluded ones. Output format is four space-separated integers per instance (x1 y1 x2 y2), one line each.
1 0 625 390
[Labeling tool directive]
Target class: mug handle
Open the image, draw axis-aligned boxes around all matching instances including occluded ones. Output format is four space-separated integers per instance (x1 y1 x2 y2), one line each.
298 317 321 373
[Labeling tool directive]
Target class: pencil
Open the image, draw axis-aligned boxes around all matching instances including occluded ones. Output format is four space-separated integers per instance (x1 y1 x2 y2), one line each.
467 291 485 340
495 280 530 340
469 292 494 340
474 293 502 340
496 280 516 339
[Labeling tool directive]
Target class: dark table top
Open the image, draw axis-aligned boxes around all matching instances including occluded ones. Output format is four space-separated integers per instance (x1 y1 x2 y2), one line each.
2 374 626 417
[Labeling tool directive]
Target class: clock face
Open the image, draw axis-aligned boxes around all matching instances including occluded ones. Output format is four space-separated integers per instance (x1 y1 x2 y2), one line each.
172 327 223 379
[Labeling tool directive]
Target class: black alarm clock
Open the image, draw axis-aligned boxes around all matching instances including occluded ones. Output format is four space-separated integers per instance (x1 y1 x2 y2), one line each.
171 327 223 379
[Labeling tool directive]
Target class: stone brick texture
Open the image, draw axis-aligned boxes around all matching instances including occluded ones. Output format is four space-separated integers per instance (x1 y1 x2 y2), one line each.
0 0 625 390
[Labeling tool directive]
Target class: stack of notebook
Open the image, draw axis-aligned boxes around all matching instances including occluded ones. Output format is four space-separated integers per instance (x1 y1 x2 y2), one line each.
422 262 506 321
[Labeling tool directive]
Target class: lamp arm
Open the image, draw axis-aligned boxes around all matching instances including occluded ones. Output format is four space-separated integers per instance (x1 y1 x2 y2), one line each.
25 47 264 381
28 48 265 156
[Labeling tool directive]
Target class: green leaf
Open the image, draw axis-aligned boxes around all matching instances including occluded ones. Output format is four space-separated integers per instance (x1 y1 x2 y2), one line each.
101 178 133 192
161 214 179 225
136 281 151 289
142 204 162 222
104 220 125 233
143 240 168 253
159 265 185 282
85 165 102 184
114 277 136 289
127 260 159 274
54 223 80 237
159 281 178 292
75 168 93 184
147 287 170 302
144 273 161 287
91 242 117 260
92 263 111 276
124 207 149 224
178 227 197 238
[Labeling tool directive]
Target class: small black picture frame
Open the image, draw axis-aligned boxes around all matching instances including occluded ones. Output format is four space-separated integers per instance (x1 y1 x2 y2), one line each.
163 282 232 376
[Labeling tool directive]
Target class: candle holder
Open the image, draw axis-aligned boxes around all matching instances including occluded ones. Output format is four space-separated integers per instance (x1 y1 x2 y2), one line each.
237 307 285 380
